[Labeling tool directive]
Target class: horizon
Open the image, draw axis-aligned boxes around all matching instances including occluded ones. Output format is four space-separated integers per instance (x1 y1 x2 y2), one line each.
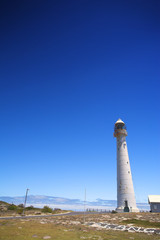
0 193 150 203
0 1 159 203
0 194 150 211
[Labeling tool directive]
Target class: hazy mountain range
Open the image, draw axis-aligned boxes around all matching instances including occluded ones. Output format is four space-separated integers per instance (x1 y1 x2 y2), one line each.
0 195 149 211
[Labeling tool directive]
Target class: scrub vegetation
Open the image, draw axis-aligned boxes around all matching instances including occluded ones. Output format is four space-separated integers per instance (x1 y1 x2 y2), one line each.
122 218 160 228
0 201 66 216
0 211 160 240
0 218 160 240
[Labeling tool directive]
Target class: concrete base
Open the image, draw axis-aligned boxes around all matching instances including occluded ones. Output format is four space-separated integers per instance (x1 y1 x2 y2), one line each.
116 207 139 213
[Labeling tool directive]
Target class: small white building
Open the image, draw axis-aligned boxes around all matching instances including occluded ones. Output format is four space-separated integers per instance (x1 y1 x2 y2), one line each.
148 195 160 212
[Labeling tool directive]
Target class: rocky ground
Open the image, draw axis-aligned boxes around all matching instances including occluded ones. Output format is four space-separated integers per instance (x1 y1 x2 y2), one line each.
21 212 160 235
1 212 160 240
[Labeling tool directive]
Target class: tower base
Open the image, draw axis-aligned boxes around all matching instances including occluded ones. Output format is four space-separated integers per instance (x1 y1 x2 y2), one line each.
116 206 139 213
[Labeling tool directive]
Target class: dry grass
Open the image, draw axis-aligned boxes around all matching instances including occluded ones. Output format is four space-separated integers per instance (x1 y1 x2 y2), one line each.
122 219 160 228
0 212 160 240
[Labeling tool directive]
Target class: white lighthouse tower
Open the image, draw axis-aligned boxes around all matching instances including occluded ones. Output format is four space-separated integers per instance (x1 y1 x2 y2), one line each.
114 119 139 212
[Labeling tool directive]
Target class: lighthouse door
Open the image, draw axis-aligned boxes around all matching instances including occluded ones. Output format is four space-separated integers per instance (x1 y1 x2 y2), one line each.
124 201 129 212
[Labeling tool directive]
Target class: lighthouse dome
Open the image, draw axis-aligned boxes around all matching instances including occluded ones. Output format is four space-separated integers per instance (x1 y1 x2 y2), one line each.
115 118 125 125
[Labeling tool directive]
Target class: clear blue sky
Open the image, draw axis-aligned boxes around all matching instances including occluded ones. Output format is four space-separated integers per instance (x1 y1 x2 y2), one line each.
0 0 159 203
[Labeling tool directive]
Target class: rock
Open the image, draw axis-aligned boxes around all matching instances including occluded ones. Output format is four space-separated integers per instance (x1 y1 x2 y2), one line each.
98 237 103 240
43 236 51 239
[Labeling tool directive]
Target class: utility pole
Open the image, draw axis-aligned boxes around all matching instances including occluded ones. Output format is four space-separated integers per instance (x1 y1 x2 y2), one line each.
83 188 86 224
22 188 29 215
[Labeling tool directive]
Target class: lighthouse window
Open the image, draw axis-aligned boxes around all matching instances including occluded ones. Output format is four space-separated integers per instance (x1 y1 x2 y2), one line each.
128 171 130 174
114 124 127 131
123 144 126 149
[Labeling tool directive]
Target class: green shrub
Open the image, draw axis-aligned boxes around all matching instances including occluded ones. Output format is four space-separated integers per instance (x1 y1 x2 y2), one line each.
26 205 34 210
111 210 117 214
17 208 23 215
7 204 17 210
18 204 24 208
42 206 53 213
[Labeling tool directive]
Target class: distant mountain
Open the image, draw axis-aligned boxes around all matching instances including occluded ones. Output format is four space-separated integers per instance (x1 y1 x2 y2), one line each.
0 195 82 205
0 195 149 211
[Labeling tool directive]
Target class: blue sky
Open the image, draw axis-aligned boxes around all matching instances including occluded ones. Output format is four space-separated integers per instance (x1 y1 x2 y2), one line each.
0 0 159 203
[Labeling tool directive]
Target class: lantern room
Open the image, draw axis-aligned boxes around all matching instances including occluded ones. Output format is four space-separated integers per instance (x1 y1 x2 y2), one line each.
114 118 127 137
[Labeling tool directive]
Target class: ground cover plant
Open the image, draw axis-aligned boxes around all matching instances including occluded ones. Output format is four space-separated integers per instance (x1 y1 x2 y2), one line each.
122 219 160 228
0 212 160 240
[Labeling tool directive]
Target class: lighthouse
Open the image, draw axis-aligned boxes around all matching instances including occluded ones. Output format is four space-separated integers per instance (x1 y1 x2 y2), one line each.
114 119 139 212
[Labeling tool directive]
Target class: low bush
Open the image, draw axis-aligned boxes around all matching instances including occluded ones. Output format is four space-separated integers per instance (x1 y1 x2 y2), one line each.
26 205 34 210
42 206 53 213
7 204 17 210
111 210 117 214
18 204 24 208
17 208 23 215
